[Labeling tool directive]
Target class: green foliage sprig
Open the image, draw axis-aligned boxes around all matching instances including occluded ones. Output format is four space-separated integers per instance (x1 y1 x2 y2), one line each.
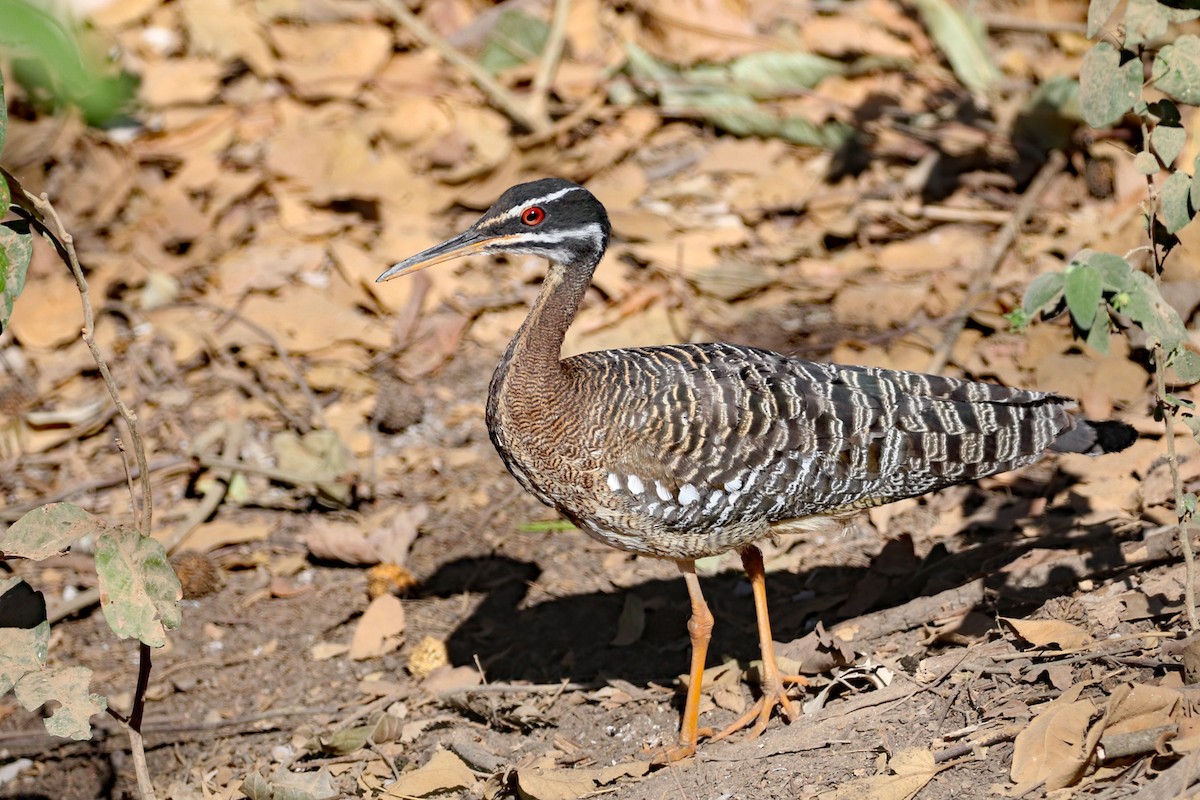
1012 0 1200 628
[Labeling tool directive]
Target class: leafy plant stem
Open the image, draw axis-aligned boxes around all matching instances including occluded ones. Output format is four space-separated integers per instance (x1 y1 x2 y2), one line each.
1160 359 1198 632
1145 165 1199 632
20 190 159 799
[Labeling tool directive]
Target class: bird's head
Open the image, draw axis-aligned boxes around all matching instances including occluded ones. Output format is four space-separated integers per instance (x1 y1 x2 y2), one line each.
377 178 612 282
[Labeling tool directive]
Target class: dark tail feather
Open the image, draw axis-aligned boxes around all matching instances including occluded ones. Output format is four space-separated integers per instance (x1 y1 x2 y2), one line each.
1051 419 1138 455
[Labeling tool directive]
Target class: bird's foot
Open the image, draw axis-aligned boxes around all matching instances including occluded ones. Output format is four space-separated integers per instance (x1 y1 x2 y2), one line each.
711 674 808 742
649 727 715 765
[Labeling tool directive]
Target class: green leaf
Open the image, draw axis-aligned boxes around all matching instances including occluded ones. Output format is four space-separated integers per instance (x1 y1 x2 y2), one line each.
1064 262 1104 330
1123 0 1169 48
14 665 106 740
1183 492 1198 518
1022 271 1065 316
1151 123 1187 166
1174 350 1200 384
0 502 106 560
1075 249 1134 290
623 43 853 148
95 527 182 648
1122 269 1190 352
1153 35 1200 105
0 218 33 334
479 10 549 75
0 69 6 159
1084 314 1111 353
1005 308 1030 330
1080 42 1142 128
715 51 844 97
0 619 48 694
1087 0 1122 38
909 0 1000 93
0 0 136 126
1161 169 1196 234
1134 150 1160 174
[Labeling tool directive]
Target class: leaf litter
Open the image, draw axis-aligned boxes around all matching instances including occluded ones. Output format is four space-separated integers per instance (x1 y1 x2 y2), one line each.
0 0 1198 798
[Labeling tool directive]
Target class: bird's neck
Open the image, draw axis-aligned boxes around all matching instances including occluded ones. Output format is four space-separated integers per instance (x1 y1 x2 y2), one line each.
490 260 594 412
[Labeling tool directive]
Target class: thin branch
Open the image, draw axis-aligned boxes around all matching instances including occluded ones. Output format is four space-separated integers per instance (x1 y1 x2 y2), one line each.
24 192 153 539
529 0 572 121
925 150 1067 375
1144 157 1199 633
376 0 550 135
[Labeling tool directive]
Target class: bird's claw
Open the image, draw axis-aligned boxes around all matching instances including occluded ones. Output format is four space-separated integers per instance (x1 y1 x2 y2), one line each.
711 675 807 742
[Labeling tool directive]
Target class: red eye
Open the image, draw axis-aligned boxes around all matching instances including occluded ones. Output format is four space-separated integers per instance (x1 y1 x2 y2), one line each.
521 206 545 226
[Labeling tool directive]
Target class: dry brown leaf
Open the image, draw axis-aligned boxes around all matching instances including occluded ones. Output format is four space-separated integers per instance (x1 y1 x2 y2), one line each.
833 280 929 329
270 24 393 99
178 517 273 552
215 241 325 300
240 286 391 352
310 641 349 661
178 0 273 75
138 58 226 106
515 766 596 800
1010 686 1098 792
382 749 475 798
86 0 161 27
304 505 427 566
1002 617 1092 650
818 748 940 800
8 260 84 350
349 594 405 660
876 226 987 274
1104 683 1182 737
420 666 482 695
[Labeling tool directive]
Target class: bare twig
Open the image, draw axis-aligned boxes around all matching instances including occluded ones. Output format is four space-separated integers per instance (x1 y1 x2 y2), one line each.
375 0 551 135
925 150 1067 375
529 0 572 121
26 192 153 538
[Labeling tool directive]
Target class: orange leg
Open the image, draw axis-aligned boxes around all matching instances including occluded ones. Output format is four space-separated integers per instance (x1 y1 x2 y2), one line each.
657 559 714 763
712 545 807 741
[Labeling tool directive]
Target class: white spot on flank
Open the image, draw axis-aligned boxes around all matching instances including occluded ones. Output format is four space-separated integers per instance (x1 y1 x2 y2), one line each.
725 477 743 493
704 490 725 513
607 472 621 492
655 481 672 501
627 475 645 495
678 484 700 505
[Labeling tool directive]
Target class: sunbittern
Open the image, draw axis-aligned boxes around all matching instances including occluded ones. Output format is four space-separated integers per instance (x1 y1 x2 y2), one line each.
377 178 1136 761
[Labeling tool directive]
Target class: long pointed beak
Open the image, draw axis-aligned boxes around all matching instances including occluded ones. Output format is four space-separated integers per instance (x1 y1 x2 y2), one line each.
377 228 497 282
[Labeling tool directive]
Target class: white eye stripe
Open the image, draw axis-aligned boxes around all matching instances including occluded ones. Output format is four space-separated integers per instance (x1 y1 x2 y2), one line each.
504 223 604 245
481 185 588 226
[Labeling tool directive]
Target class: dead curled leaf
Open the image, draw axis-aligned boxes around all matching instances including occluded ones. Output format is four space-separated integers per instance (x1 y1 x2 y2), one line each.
516 762 651 800
1001 617 1092 650
1010 684 1099 792
305 505 428 566
382 749 476 798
